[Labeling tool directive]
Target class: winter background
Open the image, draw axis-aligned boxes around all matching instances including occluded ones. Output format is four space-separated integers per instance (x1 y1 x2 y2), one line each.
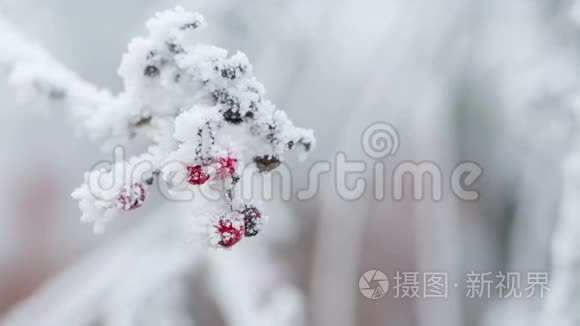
0 0 579 325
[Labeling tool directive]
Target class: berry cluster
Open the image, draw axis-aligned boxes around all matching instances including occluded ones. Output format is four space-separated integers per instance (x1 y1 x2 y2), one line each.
185 154 264 248
186 156 238 186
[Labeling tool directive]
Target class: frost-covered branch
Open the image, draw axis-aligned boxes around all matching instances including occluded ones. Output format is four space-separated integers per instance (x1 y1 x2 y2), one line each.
0 15 111 126
0 7 314 247
65 7 314 246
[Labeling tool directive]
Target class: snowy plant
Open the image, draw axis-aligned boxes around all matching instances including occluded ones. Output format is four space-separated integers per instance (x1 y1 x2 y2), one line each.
1 7 314 247
69 7 314 246
0 14 110 115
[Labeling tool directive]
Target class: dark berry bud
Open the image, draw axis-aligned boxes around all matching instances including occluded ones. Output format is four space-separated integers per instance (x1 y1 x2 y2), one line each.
254 155 281 173
144 65 160 77
223 109 243 124
230 174 240 185
180 21 201 30
167 42 184 54
240 205 262 237
298 138 312 151
133 115 152 128
221 67 237 79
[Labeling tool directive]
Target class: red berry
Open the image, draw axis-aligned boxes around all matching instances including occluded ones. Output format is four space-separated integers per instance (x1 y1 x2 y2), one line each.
118 183 146 210
240 205 262 237
215 216 245 248
187 164 210 185
216 156 237 179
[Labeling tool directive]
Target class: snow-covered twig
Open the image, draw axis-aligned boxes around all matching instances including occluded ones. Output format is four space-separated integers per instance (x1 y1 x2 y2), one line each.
0 15 110 125
68 7 314 244
1 7 314 247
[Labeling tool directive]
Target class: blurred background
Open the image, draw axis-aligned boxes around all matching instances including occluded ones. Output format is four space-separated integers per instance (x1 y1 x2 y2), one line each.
1 0 580 325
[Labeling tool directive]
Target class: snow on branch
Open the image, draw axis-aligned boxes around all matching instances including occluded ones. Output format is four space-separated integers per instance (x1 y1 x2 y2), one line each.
0 15 111 124
64 7 315 246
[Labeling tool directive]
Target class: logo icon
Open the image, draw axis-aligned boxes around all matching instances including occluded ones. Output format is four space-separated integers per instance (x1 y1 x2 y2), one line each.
359 270 389 299
361 122 400 159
